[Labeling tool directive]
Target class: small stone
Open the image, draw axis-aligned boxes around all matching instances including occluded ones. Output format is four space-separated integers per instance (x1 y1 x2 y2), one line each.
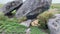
25 28 31 34
20 20 32 27
31 19 39 26
1 0 23 18
15 0 52 18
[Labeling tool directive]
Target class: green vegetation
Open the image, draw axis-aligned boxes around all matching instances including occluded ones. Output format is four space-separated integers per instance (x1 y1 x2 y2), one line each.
37 9 60 29
31 27 46 34
0 12 46 34
51 4 60 9
37 3 60 29
0 12 27 33
0 3 60 34
0 4 3 8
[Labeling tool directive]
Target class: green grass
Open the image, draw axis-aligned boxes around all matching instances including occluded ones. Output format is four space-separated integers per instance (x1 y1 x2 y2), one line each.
0 12 27 34
31 27 46 34
0 18 27 33
51 3 60 9
0 12 46 34
0 3 60 34
0 21 27 32
0 4 3 8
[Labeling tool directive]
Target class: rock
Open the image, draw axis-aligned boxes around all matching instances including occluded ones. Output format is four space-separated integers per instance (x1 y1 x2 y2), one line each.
20 20 32 27
15 0 52 19
47 14 60 34
0 8 2 12
31 19 40 26
25 28 31 34
1 0 23 17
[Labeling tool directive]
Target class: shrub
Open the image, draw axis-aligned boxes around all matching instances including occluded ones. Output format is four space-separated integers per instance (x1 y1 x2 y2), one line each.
37 9 59 29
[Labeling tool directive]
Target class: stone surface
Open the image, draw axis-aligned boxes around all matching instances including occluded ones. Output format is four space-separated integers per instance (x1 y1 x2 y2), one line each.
0 8 2 12
25 28 31 34
31 19 40 26
20 20 32 27
15 0 52 19
47 14 60 34
1 0 23 15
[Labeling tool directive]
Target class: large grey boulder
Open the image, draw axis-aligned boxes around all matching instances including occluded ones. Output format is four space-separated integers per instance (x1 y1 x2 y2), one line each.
1 0 23 16
15 0 52 19
0 0 23 18
47 14 60 34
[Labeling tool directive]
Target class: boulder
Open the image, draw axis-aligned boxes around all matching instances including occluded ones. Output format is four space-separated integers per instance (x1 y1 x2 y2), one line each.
15 0 52 19
1 0 23 17
47 14 60 34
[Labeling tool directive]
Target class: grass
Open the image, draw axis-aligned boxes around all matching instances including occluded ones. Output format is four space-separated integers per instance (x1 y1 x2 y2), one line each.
51 4 60 9
0 3 60 34
31 27 46 34
0 4 3 8
0 16 27 33
0 12 46 34
37 8 60 29
0 12 27 34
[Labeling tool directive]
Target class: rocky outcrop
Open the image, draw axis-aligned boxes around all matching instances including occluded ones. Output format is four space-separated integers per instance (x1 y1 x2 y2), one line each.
15 0 52 19
2 0 23 14
47 14 60 34
1 0 23 18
